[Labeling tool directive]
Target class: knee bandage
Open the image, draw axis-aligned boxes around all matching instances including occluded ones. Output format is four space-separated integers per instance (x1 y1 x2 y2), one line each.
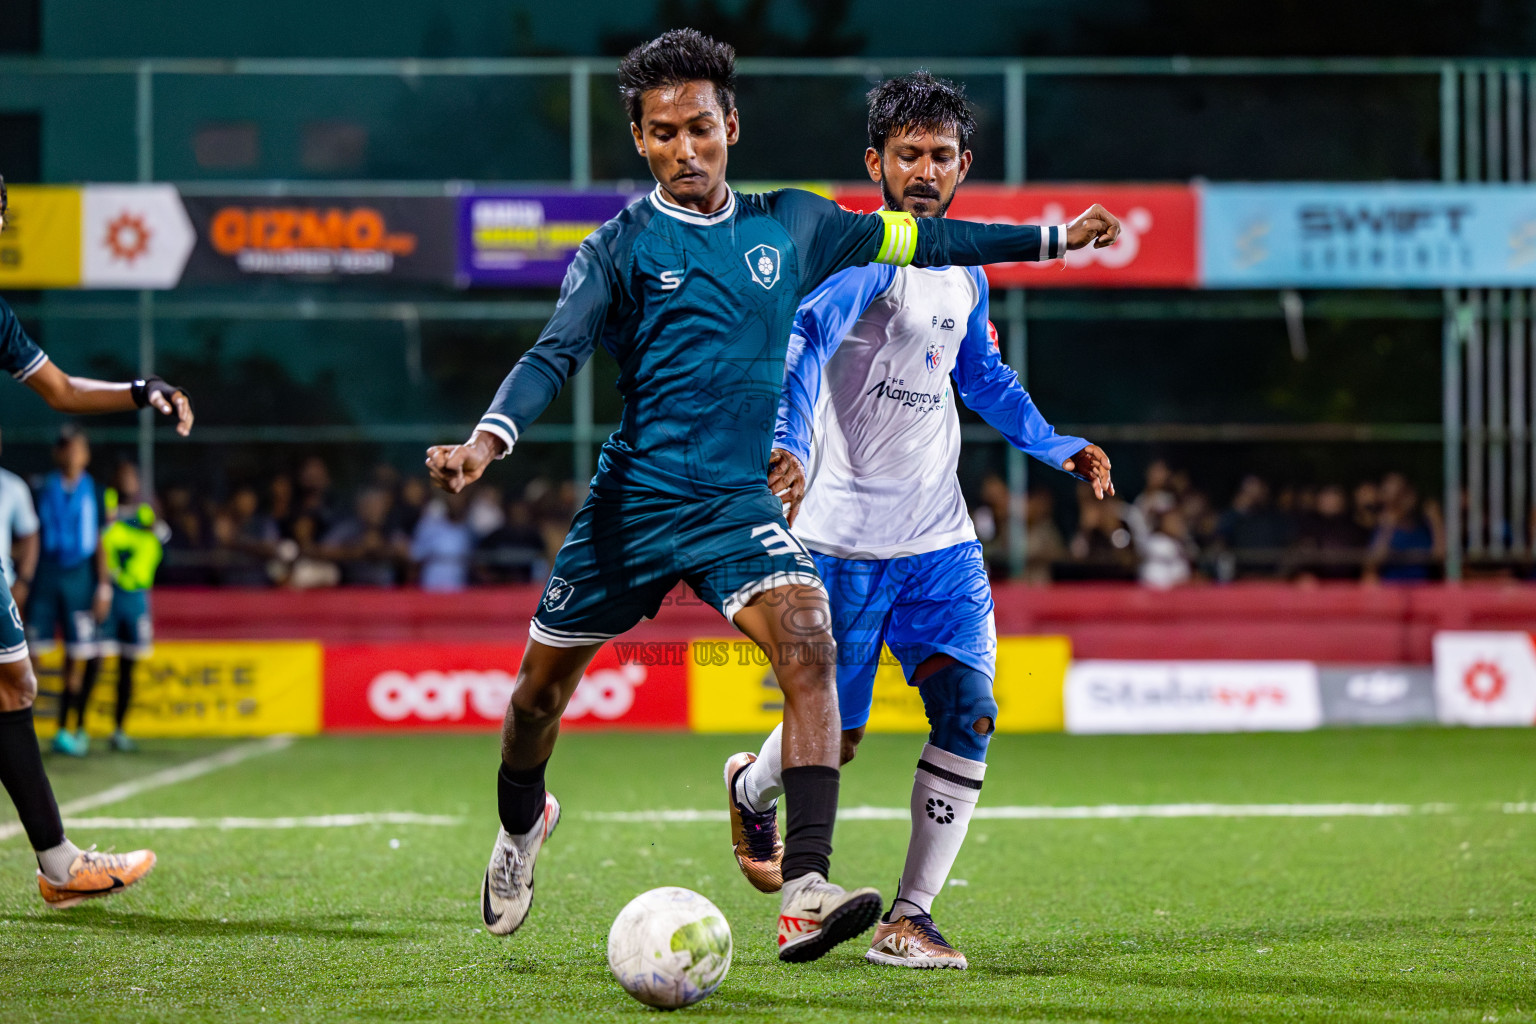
916 662 997 762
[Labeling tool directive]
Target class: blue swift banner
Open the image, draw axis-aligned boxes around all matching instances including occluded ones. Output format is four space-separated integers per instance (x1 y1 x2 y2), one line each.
1200 183 1536 287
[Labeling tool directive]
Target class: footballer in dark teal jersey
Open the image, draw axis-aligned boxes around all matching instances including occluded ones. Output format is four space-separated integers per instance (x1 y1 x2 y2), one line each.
425 29 1122 962
0 174 193 910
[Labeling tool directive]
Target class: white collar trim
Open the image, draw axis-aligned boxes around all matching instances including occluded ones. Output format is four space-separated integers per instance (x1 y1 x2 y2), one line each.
648 184 736 225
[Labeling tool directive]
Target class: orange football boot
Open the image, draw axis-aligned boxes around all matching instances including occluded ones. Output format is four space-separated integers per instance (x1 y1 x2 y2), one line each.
724 751 783 893
38 848 156 909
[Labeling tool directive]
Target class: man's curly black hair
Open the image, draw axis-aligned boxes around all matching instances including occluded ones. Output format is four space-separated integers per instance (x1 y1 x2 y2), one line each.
617 29 737 127
866 71 977 154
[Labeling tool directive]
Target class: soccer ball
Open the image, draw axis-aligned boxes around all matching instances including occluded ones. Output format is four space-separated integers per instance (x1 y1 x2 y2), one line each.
607 887 733 1009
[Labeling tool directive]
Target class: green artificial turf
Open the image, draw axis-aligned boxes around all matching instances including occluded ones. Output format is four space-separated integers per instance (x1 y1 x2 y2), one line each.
1 728 1534 1022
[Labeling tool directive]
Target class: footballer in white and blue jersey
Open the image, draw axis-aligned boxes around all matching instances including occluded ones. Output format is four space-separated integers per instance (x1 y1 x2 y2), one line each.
729 72 1116 970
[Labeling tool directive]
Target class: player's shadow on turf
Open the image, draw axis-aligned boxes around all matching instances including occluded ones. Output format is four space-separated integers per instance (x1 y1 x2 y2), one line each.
0 911 406 940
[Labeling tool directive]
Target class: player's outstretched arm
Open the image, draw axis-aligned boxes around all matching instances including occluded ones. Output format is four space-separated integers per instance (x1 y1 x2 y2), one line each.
24 362 194 436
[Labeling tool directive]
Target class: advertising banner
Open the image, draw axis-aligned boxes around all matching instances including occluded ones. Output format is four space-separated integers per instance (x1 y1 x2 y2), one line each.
458 191 637 287
1432 631 1536 726
1201 183 1536 287
1064 660 1322 734
0 185 82 288
323 643 687 730
1317 666 1437 726
35 642 321 738
686 637 1071 733
831 183 1199 288
180 196 458 284
80 185 196 289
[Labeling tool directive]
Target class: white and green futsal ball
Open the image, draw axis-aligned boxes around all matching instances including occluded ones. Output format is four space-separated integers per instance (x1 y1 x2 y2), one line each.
607 887 733 1009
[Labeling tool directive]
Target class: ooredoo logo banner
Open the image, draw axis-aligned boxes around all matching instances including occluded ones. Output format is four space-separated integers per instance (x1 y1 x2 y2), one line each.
1064 660 1322 734
323 644 686 730
832 183 1198 287
1432 632 1536 726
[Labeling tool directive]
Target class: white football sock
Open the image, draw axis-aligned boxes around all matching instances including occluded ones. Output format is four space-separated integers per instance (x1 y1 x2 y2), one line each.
892 743 985 919
736 722 784 813
36 838 83 885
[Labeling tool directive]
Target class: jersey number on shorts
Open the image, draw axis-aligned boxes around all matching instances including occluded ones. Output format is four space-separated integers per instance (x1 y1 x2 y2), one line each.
751 523 815 567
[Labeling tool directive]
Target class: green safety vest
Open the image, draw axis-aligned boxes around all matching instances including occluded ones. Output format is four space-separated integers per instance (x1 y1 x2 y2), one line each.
101 489 163 591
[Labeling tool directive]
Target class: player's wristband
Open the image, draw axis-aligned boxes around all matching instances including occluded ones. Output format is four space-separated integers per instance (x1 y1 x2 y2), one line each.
474 415 519 459
131 375 193 415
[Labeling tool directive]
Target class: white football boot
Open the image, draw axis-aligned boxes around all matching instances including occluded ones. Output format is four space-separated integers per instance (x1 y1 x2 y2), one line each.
776 872 882 963
479 792 561 936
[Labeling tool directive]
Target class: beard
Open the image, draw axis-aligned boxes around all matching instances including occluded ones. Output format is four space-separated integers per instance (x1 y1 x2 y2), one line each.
880 175 955 218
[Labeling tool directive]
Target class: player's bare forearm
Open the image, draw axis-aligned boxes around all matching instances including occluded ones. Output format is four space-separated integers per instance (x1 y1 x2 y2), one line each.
24 362 195 435
426 430 506 493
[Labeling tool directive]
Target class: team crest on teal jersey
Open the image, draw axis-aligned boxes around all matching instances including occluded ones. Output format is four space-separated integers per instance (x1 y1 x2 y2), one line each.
743 244 780 290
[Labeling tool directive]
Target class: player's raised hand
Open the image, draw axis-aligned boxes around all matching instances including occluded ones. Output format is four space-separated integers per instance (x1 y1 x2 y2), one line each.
1064 204 1122 251
133 375 195 436
1063 444 1115 499
426 431 504 493
767 447 807 527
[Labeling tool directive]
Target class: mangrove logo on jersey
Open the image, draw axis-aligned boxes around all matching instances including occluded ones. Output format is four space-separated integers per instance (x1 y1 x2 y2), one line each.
866 377 945 412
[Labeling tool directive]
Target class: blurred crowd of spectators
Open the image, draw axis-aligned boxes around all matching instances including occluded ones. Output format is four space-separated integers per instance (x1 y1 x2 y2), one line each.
975 459 1448 587
157 456 577 590
119 454 1456 591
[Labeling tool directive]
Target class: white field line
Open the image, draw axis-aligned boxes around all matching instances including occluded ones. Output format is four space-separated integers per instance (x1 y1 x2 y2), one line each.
582 801 1533 824
57 813 463 831
0 735 295 842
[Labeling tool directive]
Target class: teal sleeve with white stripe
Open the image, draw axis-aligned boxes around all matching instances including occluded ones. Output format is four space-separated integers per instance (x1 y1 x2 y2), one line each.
0 295 48 382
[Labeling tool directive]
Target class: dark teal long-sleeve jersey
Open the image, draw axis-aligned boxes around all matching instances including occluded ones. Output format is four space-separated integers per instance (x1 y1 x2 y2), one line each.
474 186 1064 503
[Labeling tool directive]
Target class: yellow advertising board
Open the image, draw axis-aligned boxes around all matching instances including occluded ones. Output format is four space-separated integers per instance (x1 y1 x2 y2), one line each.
687 636 1069 733
34 641 321 738
0 186 83 288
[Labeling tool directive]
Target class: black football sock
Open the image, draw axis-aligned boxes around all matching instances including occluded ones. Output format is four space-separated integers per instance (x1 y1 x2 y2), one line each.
497 759 548 836
781 764 840 883
115 657 136 731
72 658 101 732
0 707 66 851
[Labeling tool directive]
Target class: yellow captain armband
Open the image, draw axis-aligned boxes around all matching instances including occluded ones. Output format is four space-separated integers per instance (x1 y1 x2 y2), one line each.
873 209 918 267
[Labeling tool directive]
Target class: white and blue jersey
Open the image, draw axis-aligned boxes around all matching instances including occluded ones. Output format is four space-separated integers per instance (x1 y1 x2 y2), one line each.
774 260 1089 727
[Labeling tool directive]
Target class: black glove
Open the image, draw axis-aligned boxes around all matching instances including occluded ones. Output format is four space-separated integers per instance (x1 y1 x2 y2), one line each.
130 375 193 416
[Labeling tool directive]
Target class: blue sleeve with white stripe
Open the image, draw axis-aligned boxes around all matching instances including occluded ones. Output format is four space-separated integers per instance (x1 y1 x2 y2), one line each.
0 296 48 382
774 264 895 466
952 268 1089 473
476 239 617 451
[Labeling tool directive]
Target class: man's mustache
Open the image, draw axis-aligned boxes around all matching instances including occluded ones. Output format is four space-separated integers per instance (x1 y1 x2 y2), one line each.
904 185 942 200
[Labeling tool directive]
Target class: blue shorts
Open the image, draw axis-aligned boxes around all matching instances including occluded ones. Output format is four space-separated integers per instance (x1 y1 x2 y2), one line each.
0 585 26 664
26 560 97 658
529 489 822 647
98 588 153 658
815 540 997 731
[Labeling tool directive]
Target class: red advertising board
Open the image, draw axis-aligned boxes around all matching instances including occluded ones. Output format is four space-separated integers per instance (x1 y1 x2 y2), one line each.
832 183 1198 287
324 644 688 730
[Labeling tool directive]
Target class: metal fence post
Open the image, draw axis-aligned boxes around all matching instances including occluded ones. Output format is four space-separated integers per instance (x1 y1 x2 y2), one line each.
570 60 594 494
135 62 156 490
1005 288 1028 579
